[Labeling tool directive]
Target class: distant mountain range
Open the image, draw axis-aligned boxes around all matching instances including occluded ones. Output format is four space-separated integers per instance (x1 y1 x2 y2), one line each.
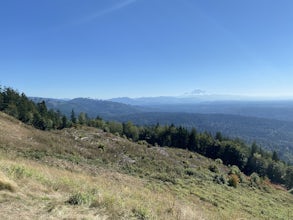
31 96 293 122
109 94 252 105
30 97 142 119
110 96 293 122
30 96 293 163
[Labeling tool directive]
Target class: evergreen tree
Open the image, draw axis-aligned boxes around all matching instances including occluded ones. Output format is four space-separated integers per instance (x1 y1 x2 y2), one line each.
71 109 77 124
285 166 293 189
78 112 86 125
61 115 68 129
215 131 223 141
267 161 285 183
188 128 198 151
272 151 279 162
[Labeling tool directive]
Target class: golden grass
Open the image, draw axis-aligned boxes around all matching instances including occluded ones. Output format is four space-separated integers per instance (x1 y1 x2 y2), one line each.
0 157 210 219
0 171 16 192
0 112 293 219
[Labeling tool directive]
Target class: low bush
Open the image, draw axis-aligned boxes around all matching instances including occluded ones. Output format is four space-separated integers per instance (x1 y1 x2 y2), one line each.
132 207 150 220
67 189 98 206
215 158 223 164
208 164 219 173
185 168 197 176
228 174 239 188
249 172 262 188
213 174 227 185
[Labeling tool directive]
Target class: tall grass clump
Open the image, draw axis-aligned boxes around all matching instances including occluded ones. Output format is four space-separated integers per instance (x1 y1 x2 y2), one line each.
0 170 17 192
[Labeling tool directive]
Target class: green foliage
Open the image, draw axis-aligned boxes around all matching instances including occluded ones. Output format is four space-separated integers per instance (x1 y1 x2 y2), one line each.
107 121 123 135
132 207 150 220
67 191 96 206
285 166 293 189
123 121 139 141
249 172 262 188
272 151 279 162
208 164 219 173
70 109 77 124
0 87 67 130
215 158 223 164
184 168 198 176
6 164 34 180
54 110 293 189
78 112 87 125
267 161 285 184
215 131 223 141
213 174 227 185
2 86 293 189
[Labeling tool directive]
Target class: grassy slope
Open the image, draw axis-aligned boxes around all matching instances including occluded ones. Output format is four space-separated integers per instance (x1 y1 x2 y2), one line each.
0 112 292 220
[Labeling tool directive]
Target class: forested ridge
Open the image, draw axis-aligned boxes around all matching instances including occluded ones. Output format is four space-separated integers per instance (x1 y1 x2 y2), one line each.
1 87 293 190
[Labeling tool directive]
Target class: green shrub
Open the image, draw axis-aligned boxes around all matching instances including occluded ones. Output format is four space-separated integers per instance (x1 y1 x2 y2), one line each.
98 144 105 151
228 165 246 183
153 173 177 184
7 165 33 179
185 168 197 176
67 190 97 206
213 174 227 185
208 164 219 173
249 172 261 188
138 140 148 145
215 158 223 164
229 165 241 176
67 192 90 205
132 207 150 220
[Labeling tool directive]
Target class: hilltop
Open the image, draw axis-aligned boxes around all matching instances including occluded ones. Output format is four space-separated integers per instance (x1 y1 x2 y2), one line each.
0 112 293 219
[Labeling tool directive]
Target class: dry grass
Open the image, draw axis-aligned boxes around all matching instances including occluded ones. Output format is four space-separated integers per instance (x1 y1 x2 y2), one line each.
0 112 293 219
0 157 209 220
0 171 16 192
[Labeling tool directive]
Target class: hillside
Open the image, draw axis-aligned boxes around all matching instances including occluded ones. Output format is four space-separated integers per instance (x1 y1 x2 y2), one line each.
0 112 293 219
112 112 293 164
29 96 293 163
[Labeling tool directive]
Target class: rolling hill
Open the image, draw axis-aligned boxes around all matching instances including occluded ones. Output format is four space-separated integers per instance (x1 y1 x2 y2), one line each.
0 112 292 219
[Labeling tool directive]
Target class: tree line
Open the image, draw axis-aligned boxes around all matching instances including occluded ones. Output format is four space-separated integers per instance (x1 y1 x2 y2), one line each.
0 87 292 189
0 87 69 130
101 121 293 189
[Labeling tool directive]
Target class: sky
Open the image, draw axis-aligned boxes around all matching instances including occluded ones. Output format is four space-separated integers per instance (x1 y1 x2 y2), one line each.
1 0 293 99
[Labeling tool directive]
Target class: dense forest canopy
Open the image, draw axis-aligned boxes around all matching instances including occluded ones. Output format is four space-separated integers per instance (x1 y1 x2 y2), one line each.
0 86 292 189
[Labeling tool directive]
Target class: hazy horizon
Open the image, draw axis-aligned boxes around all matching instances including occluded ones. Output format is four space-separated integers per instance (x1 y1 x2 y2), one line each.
1 0 293 99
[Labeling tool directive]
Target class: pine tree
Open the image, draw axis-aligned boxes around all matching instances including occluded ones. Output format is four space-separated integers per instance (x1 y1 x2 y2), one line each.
71 109 77 124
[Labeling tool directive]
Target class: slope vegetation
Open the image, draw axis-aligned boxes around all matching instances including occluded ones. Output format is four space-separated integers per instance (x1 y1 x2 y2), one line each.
0 112 292 219
112 112 293 163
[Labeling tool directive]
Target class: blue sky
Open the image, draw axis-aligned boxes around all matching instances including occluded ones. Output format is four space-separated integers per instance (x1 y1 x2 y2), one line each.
1 0 293 99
